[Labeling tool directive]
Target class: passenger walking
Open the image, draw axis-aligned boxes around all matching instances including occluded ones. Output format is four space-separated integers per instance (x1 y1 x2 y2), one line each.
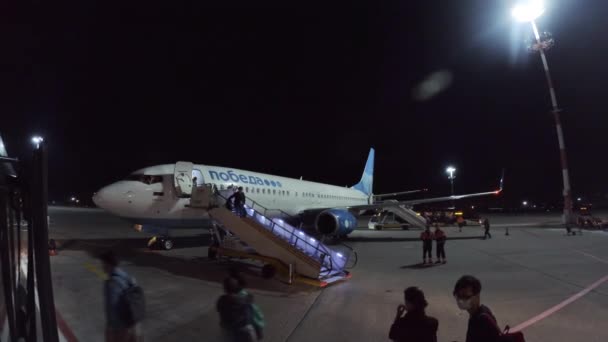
420 226 434 264
217 276 258 342
453 275 500 342
228 187 246 217
434 224 447 264
457 216 465 232
389 286 438 342
229 270 265 340
99 251 144 342
483 218 491 239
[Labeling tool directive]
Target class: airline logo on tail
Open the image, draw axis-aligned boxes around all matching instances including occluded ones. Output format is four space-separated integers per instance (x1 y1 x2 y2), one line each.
351 148 374 196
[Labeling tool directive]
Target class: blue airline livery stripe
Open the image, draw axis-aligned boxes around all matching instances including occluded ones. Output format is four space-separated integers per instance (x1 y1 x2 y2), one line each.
208 170 283 188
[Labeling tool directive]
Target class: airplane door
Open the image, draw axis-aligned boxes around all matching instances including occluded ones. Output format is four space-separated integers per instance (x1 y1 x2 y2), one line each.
174 161 193 197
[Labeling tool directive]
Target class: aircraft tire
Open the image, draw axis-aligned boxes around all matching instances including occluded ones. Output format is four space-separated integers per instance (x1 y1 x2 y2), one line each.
208 246 218 260
261 264 277 279
163 239 174 250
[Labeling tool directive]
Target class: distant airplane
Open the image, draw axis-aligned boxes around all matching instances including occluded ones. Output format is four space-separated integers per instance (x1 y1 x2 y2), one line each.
93 148 502 248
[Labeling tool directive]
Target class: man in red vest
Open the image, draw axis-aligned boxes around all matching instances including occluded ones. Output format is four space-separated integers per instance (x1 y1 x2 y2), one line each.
420 226 435 265
434 224 447 264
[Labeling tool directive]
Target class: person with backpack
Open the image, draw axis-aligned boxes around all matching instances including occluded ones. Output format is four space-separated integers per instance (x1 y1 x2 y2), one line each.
230 269 265 340
99 251 145 342
217 276 259 342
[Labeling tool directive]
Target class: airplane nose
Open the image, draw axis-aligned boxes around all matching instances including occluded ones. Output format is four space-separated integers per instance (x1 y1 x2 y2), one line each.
93 183 126 210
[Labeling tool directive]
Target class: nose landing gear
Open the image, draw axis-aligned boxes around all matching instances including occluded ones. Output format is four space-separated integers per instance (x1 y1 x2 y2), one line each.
147 236 174 250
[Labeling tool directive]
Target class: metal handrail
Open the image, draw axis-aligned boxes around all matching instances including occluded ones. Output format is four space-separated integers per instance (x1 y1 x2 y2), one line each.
215 191 342 271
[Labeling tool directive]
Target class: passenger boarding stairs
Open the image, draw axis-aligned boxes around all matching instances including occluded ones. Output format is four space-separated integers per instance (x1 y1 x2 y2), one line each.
378 200 427 229
191 185 351 282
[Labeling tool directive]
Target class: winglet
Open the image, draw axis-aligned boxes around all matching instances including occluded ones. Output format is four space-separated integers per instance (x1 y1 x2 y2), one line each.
495 169 505 194
351 148 374 196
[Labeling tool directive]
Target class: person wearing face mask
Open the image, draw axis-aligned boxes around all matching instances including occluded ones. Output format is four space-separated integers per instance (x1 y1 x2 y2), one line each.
453 275 500 342
389 287 438 342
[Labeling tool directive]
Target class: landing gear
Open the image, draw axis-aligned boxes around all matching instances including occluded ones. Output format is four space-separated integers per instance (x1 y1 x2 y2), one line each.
148 236 174 250
261 264 277 279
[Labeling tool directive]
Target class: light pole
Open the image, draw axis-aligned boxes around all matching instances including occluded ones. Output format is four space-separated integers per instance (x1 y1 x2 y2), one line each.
512 0 574 224
31 136 44 149
446 166 456 197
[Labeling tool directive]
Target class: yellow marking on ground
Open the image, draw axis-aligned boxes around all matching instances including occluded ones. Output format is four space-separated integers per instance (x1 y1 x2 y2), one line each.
84 262 107 280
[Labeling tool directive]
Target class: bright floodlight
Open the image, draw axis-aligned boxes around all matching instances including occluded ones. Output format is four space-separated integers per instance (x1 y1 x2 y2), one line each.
446 166 456 177
523 201 528 206
512 0 545 22
31 136 44 147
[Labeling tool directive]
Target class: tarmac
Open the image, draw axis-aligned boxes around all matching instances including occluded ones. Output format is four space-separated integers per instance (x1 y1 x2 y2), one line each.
48 206 608 341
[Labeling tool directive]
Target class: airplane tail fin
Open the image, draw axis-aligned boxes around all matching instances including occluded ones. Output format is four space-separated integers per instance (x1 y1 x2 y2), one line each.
0 134 16 178
351 148 374 196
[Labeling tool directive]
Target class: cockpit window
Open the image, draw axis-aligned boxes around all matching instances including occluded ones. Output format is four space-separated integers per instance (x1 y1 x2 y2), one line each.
125 174 163 184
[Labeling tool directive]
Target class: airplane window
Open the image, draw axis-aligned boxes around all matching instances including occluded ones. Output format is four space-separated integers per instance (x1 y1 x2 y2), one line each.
256 188 260 193
287 191 290 196
125 174 163 184
246 187 249 193
262 189 265 194
273 189 276 195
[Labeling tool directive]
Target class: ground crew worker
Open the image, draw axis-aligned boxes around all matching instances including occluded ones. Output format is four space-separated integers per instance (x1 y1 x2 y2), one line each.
420 226 434 264
457 216 465 232
483 218 491 239
434 224 447 264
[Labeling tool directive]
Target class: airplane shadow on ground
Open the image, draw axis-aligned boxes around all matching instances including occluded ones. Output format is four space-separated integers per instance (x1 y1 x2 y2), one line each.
55 236 314 294
400 263 444 270
345 236 486 243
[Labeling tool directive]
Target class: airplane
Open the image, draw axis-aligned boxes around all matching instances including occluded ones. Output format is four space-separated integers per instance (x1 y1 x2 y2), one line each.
93 148 503 249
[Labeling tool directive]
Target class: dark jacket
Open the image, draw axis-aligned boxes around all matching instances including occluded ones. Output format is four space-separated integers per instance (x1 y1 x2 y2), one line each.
217 292 253 331
104 268 135 330
466 305 501 342
229 191 246 206
434 230 447 243
389 311 438 342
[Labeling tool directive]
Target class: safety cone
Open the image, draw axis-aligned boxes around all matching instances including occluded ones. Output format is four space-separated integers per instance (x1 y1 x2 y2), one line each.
505 227 510 236
48 239 57 256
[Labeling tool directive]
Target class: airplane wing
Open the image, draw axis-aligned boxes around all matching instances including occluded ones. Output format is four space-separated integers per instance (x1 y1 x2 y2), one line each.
373 189 427 199
348 172 504 211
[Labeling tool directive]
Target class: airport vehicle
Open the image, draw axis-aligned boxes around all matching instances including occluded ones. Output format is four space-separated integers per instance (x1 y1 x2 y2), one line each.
94 148 502 249
577 207 608 229
368 211 410 230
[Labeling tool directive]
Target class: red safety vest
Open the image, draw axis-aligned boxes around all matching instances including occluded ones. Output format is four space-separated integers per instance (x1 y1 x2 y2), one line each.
420 231 434 241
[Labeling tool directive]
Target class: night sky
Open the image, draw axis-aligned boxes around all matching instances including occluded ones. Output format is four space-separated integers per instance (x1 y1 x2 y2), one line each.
4 0 608 207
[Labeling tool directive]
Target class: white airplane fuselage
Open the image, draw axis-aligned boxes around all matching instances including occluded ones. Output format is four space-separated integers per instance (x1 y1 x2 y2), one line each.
93 163 370 228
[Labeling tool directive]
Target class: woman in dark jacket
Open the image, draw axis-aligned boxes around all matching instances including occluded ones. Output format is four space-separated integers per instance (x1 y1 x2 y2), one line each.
389 287 438 342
